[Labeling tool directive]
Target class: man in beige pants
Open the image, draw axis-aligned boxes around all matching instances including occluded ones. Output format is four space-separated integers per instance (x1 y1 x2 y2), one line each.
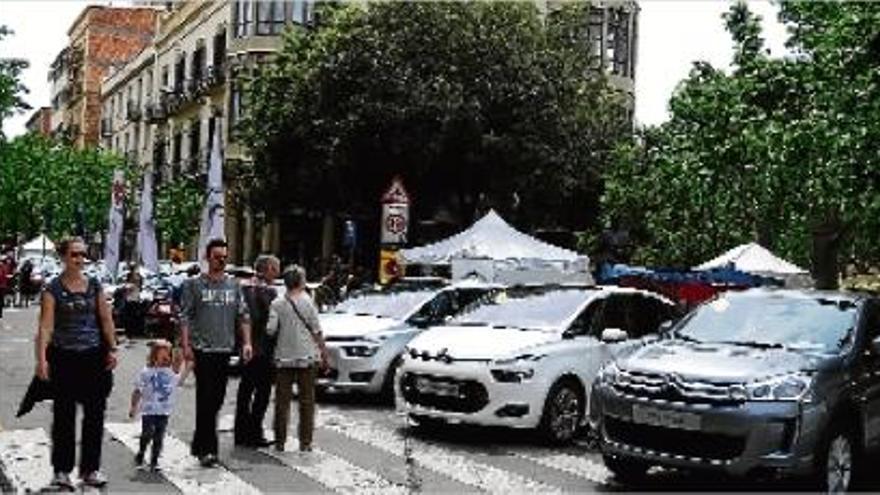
266 266 329 452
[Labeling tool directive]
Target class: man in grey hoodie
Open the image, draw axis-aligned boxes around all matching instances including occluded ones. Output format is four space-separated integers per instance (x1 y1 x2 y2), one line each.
180 238 252 467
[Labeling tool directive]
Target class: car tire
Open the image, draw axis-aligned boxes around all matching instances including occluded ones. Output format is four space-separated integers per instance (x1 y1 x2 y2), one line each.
602 454 649 484
408 413 445 432
381 356 403 403
815 421 861 493
538 379 583 445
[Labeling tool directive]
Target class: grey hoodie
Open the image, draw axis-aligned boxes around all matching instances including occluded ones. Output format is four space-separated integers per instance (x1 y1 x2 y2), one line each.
180 274 249 352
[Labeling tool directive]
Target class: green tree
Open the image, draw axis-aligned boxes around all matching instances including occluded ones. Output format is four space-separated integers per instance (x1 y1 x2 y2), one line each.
239 2 629 232
599 2 880 273
0 26 30 140
154 174 202 247
0 134 126 240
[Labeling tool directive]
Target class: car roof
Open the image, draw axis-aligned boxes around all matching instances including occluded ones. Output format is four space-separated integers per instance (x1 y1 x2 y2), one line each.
726 287 866 303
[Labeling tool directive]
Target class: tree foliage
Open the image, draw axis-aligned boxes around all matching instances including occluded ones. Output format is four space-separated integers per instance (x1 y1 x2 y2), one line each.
600 2 880 269
0 133 126 241
0 25 30 140
154 174 202 247
239 2 629 231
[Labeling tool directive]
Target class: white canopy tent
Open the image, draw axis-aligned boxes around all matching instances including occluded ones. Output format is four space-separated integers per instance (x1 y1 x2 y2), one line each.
19 234 56 259
694 242 810 287
400 210 591 283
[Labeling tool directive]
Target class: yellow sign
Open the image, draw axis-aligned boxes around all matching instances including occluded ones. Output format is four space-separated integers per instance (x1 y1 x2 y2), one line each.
379 249 402 285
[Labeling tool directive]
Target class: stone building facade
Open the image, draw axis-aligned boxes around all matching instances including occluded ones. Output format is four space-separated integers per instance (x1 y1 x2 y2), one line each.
24 107 53 136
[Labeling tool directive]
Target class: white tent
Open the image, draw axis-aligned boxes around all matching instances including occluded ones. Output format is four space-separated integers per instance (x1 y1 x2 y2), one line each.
19 234 56 258
400 210 582 266
694 242 812 288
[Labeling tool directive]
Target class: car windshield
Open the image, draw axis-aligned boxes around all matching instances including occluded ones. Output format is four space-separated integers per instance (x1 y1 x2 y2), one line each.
333 290 437 320
451 288 593 331
676 292 858 354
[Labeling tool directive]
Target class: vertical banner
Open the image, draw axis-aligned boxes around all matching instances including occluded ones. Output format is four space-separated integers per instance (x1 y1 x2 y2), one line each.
198 118 226 267
136 169 159 272
103 170 126 277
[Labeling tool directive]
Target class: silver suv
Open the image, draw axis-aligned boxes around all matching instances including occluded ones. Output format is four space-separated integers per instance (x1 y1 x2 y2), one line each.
590 289 880 492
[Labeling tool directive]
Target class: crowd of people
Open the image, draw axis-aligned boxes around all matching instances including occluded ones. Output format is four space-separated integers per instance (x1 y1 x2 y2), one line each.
31 236 331 490
0 251 44 318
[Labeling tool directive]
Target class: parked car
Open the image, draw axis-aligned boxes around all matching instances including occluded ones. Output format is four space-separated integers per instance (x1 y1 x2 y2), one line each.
398 285 678 443
590 289 879 492
319 280 502 397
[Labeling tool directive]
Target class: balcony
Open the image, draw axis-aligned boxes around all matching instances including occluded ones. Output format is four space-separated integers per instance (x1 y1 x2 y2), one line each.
126 101 143 122
145 99 168 123
204 65 226 89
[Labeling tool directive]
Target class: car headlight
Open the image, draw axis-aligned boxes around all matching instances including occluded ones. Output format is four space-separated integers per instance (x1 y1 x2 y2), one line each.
493 353 545 366
342 345 380 358
491 368 535 383
729 373 813 402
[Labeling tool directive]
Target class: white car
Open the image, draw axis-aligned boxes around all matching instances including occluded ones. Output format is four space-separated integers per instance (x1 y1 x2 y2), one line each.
398 285 678 443
319 280 502 397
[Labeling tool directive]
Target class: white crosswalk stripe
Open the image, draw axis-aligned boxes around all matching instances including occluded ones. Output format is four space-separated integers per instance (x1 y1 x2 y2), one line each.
0 428 52 494
105 421 261 495
265 437 408 494
316 410 562 494
515 451 611 485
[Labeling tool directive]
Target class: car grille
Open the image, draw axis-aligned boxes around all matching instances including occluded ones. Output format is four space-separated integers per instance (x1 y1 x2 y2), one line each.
605 416 745 461
612 369 740 405
400 372 489 413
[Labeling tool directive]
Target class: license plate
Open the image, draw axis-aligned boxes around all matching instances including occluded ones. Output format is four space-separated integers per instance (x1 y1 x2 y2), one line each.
415 378 460 397
632 405 701 431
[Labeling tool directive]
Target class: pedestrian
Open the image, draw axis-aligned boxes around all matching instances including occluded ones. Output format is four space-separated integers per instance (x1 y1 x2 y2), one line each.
268 265 329 453
235 254 280 447
18 258 34 307
179 238 252 467
33 237 118 490
0 255 9 319
129 339 181 471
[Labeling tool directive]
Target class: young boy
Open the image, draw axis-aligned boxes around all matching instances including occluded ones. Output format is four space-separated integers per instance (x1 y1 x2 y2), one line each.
129 339 181 471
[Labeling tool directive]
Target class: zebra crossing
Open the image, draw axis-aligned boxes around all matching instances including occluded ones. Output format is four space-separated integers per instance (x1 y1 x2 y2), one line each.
0 406 612 494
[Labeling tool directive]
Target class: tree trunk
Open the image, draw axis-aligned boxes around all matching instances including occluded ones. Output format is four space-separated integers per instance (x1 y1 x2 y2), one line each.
811 211 841 290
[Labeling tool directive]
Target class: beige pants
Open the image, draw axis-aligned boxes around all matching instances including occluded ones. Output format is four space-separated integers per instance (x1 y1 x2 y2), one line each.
274 366 317 449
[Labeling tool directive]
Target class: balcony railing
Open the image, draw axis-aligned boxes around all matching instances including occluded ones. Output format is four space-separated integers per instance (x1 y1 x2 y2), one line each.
126 101 143 122
145 99 168 123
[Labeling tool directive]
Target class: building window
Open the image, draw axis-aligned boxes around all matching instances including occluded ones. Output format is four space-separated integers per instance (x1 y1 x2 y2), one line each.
189 119 201 172
234 1 252 38
609 9 629 77
213 29 226 68
229 79 242 129
290 0 313 25
588 7 604 70
192 43 205 82
172 131 182 175
174 54 186 93
161 65 169 89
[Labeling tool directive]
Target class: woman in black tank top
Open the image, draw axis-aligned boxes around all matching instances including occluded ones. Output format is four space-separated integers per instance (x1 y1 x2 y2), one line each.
33 237 118 490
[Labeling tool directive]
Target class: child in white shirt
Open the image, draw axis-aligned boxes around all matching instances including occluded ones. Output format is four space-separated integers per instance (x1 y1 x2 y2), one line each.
129 339 180 471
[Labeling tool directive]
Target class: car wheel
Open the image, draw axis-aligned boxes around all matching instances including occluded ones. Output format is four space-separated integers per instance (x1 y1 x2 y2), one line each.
603 454 649 484
408 413 445 432
539 379 583 444
817 422 859 493
381 356 403 403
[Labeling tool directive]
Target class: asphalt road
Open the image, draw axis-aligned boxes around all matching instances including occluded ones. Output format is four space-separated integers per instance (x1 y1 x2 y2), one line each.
0 306 861 493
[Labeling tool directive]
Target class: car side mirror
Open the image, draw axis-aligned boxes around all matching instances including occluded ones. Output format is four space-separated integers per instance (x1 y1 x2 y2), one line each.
601 328 628 343
871 336 880 356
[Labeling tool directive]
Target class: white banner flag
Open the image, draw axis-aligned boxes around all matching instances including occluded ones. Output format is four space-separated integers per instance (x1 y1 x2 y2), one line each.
136 169 159 272
103 169 126 277
197 122 226 267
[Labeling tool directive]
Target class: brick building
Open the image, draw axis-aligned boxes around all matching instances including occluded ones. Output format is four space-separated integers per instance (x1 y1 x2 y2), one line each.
49 6 159 148
24 107 53 136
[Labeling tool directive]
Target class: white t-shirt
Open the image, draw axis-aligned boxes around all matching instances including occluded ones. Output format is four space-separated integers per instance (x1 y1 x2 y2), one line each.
134 367 179 416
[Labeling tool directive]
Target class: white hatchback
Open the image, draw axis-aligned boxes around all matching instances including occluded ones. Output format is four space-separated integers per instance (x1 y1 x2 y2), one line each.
398 285 678 443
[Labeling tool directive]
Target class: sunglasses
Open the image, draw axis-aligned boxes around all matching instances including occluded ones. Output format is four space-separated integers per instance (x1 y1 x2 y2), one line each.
212 255 228 261
69 251 87 259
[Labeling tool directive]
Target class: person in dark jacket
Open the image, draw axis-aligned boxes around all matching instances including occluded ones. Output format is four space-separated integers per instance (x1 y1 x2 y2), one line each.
34 237 118 490
234 254 280 447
